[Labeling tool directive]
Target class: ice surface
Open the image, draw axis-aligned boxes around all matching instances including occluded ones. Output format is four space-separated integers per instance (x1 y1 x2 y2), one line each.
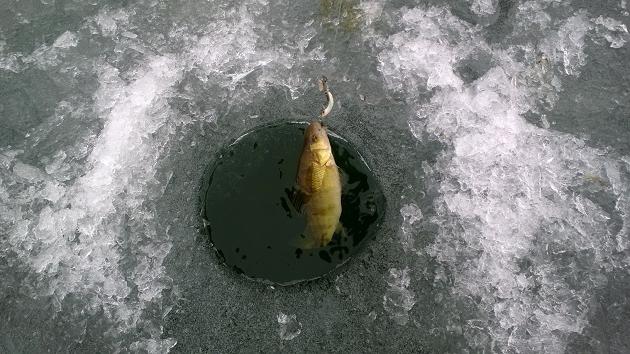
399 203 422 253
2 50 183 349
0 0 341 350
95 9 129 38
379 8 469 94
1 0 629 352
538 12 591 77
593 16 629 48
469 0 497 16
383 267 416 325
359 0 384 26
52 31 78 49
277 312 302 340
378 5 630 352
12 162 48 181
0 47 22 73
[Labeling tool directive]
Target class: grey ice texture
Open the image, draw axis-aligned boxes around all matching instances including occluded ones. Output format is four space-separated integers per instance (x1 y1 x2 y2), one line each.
277 312 302 341
0 0 629 353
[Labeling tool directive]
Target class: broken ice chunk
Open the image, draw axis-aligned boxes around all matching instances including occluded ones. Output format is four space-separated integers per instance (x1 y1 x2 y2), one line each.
399 203 423 253
13 162 48 182
470 0 497 16
593 16 629 48
383 267 416 325
277 312 302 340
52 31 78 49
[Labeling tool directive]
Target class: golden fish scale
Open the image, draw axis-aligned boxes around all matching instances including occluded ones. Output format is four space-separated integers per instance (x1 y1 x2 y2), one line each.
302 163 342 247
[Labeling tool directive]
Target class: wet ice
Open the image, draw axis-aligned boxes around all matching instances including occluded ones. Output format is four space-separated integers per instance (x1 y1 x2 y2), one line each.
1 0 335 350
1 0 629 352
277 312 302 341
593 16 629 48
379 4 630 352
383 267 416 326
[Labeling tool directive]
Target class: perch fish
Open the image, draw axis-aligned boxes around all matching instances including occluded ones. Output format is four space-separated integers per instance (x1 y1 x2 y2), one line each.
295 77 342 248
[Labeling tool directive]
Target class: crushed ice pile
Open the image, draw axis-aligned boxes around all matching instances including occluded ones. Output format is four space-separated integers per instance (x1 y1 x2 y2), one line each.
1 0 629 352
377 3 630 353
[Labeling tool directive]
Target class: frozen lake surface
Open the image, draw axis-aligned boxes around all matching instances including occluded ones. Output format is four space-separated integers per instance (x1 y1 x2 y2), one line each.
1 0 629 352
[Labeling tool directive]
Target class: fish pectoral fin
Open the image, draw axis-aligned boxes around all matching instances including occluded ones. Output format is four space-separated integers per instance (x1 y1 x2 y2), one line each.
310 164 326 192
336 221 346 239
335 221 343 234
338 166 348 187
284 187 299 216
289 186 308 212
294 232 318 250
333 221 350 245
